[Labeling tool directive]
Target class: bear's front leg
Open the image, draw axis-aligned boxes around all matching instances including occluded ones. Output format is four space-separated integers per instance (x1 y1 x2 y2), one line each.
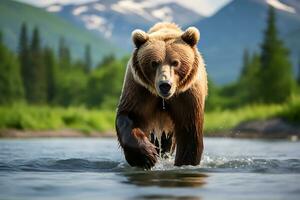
174 124 203 166
116 115 158 169
170 90 205 166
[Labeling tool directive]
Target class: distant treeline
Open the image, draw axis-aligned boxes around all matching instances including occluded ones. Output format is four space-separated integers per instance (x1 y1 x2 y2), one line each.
206 7 299 111
0 22 127 109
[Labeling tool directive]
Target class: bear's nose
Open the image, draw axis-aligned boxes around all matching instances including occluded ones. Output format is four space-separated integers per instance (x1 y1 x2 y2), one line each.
159 82 171 96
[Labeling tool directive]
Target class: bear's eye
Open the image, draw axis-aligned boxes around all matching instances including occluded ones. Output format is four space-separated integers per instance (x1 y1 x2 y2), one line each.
171 60 180 67
151 60 160 68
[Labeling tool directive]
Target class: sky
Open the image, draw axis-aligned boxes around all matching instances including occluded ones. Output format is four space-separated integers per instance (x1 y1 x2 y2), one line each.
15 0 232 16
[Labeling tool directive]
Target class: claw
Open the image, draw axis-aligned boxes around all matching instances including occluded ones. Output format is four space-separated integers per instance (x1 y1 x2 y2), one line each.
144 159 151 170
150 132 155 144
161 131 173 157
167 132 173 140
154 137 159 148
150 131 161 155
149 131 174 160
161 131 167 141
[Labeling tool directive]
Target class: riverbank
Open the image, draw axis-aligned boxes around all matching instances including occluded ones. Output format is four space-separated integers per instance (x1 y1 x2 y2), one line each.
0 129 115 138
208 118 300 140
0 97 299 139
1 117 299 139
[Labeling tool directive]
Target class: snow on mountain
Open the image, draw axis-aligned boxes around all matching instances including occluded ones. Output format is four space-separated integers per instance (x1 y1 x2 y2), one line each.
281 0 300 13
151 7 173 22
45 0 203 50
72 6 88 15
266 0 296 13
23 0 231 16
110 0 154 21
45 0 204 27
81 14 112 37
46 4 62 12
94 3 106 11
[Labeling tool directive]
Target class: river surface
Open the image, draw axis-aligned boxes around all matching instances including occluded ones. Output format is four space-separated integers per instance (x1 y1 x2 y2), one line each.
0 138 300 200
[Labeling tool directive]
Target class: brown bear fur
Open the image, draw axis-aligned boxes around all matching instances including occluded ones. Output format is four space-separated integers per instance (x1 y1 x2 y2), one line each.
116 22 207 169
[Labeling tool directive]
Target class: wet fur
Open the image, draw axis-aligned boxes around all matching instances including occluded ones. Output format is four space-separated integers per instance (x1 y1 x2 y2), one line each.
116 22 207 169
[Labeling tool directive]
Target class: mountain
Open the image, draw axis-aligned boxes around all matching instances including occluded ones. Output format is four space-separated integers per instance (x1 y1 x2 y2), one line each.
45 0 203 50
0 0 121 65
194 0 300 84
39 0 300 84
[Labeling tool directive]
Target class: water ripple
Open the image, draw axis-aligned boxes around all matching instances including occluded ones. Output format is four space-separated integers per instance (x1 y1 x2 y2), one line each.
201 157 300 173
0 158 121 172
1 156 299 174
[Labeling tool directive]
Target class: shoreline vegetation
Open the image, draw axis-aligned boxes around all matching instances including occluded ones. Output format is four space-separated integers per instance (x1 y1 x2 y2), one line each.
1 95 299 139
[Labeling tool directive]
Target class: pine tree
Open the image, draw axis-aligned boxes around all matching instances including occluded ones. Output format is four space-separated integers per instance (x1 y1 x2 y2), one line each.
84 44 92 73
0 31 24 104
18 22 31 101
97 54 116 68
58 37 65 59
44 47 57 103
239 52 261 103
58 36 71 69
297 56 300 85
205 77 220 111
240 49 250 79
259 6 293 103
86 59 125 108
30 27 47 104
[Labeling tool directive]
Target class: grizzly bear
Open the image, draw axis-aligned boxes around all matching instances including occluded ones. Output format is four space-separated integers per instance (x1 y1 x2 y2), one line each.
116 22 207 169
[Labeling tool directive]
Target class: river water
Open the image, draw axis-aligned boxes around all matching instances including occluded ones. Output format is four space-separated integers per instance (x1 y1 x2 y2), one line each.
0 138 299 200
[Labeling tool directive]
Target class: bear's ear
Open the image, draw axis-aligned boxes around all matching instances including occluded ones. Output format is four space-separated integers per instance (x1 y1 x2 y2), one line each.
132 29 149 48
181 27 200 47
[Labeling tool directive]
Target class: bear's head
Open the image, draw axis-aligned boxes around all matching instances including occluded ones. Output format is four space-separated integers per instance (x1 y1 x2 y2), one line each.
131 25 203 99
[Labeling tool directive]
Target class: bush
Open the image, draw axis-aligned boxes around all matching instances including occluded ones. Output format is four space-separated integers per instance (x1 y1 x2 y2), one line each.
0 104 115 133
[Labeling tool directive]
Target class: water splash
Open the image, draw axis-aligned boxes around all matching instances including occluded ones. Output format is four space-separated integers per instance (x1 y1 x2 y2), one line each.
145 154 300 174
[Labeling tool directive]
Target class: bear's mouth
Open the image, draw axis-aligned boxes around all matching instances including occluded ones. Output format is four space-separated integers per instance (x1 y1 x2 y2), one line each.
159 92 172 98
157 91 174 100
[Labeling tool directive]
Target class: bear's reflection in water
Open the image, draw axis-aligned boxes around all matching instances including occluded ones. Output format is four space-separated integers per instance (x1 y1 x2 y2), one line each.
121 170 208 188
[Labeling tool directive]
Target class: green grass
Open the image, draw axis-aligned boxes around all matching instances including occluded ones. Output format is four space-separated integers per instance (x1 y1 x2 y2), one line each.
205 95 300 133
0 104 115 134
0 95 299 135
